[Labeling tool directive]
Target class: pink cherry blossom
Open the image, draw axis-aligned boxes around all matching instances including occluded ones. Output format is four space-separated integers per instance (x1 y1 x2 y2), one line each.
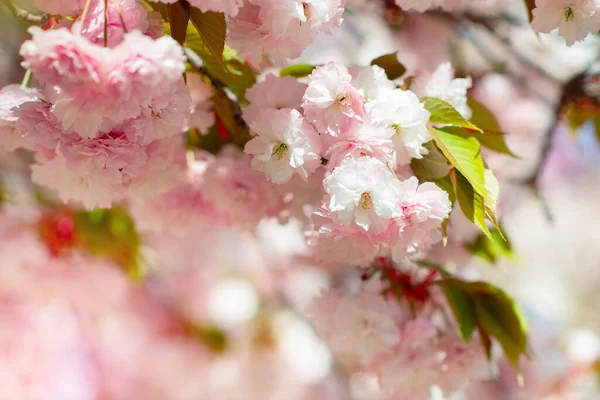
391 178 452 261
394 0 464 12
532 0 600 46
77 0 156 48
324 121 395 169
187 73 216 134
306 288 404 370
424 62 472 119
32 0 86 16
303 62 366 135
245 108 322 184
368 89 431 166
323 156 402 232
0 85 40 151
372 319 488 400
20 27 105 94
202 149 288 228
243 74 307 126
21 28 187 139
306 206 381 268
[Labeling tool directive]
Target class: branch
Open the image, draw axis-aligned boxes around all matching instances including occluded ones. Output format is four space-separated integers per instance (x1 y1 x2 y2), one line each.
1 0 49 24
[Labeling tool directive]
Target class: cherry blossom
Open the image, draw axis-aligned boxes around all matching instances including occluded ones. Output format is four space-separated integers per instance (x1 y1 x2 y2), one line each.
187 73 216 134
0 85 39 151
245 108 322 184
32 0 86 16
368 88 432 166
391 178 452 261
424 62 472 119
531 0 600 46
394 0 464 12
303 62 366 135
324 121 396 169
243 74 307 126
306 288 404 370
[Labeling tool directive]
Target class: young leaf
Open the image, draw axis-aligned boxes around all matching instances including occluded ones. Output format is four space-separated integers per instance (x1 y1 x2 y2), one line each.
411 142 452 181
422 97 483 133
430 127 487 199
189 8 226 62
280 64 316 78
439 281 477 341
471 285 529 369
450 169 491 238
185 27 256 100
433 175 455 240
75 207 142 280
439 279 529 369
442 126 517 158
467 228 517 264
166 1 190 46
371 52 406 80
467 97 501 133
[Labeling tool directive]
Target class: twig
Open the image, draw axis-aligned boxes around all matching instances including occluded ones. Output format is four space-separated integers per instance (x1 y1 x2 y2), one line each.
112 0 128 33
1 0 48 24
519 74 585 221
103 0 108 47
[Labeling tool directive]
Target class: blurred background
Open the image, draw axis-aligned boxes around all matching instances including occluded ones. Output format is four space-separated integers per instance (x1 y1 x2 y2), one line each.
1 0 600 399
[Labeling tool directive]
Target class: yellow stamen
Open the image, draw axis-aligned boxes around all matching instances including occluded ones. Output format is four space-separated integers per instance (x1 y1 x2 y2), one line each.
564 7 575 22
359 192 372 210
272 143 289 160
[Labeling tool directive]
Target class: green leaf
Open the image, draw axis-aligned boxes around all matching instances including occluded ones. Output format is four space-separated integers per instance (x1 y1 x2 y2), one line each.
450 169 491 239
467 228 517 264
440 281 477 341
187 87 251 154
166 1 190 46
439 279 529 369
471 284 529 369
371 52 406 80
430 127 486 199
441 126 517 158
189 8 226 64
433 175 455 240
193 326 228 353
411 142 452 181
75 207 142 281
280 64 316 78
422 97 483 133
467 97 501 133
185 26 256 100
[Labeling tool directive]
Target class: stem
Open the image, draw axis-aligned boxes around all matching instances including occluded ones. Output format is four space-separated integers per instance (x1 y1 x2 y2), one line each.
1 0 48 24
103 0 108 47
20 69 32 89
3 0 47 23
112 0 129 33
78 0 94 30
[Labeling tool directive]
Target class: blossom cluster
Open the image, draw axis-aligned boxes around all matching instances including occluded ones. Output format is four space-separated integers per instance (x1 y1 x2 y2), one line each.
306 286 488 400
226 0 345 66
241 62 472 267
1 2 190 209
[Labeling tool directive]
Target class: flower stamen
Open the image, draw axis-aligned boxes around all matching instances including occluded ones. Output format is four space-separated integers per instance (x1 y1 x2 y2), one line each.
359 192 373 210
564 7 575 22
271 142 289 160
